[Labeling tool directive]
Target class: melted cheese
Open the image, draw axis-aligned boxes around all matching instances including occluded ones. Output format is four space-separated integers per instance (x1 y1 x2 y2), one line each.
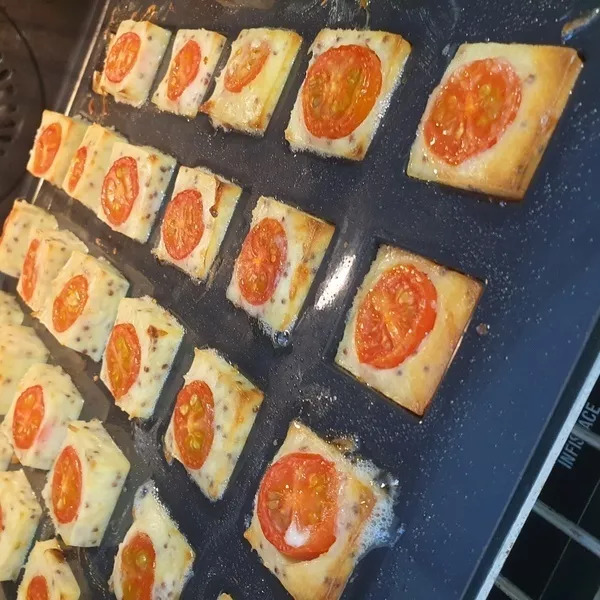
286 29 411 160
100 296 184 419
336 245 482 415
38 251 129 362
100 20 171 107
201 28 302 136
0 430 12 470
17 539 80 600
97 141 176 243
42 420 130 547
0 290 24 325
152 29 226 118
164 348 263 500
226 196 335 335
0 200 58 278
110 482 194 600
153 166 242 281
0 324 49 415
26 111 88 186
2 363 84 469
0 470 42 581
17 228 88 313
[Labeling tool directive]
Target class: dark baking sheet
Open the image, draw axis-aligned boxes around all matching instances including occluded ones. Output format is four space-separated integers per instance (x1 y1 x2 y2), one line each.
2 0 600 598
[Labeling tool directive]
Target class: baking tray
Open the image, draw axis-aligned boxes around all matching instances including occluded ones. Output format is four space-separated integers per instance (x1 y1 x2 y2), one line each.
2 0 600 598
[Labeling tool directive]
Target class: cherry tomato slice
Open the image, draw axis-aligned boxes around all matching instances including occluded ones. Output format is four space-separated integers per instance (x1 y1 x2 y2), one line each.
162 189 204 260
101 156 139 226
32 123 62 175
51 445 82 524
52 274 89 333
302 44 382 140
237 218 287 306
424 58 522 165
106 323 141 400
26 575 49 600
120 532 156 600
173 380 214 470
68 146 88 192
224 40 270 93
21 237 40 302
257 452 338 560
12 385 44 450
105 32 141 84
167 40 201 101
355 264 437 369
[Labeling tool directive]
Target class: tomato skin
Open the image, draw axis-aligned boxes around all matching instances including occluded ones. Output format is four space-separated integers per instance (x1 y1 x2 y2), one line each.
101 156 139 226
302 44 382 140
237 218 287 306
257 452 338 560
68 146 88 192
167 40 201 101
355 264 437 369
173 380 214 470
120 532 156 600
12 385 44 450
32 123 62 175
424 58 522 165
21 238 40 302
105 32 141 84
225 40 270 93
162 189 204 260
51 445 82 524
26 575 49 600
52 274 89 333
106 323 141 400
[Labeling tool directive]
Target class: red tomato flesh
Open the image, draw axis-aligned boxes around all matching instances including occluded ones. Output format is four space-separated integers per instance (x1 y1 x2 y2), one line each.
26 575 49 600
225 40 270 93
167 40 201 101
12 385 44 450
68 146 88 192
105 32 141 84
52 274 89 333
101 156 139 226
21 237 40 302
120 532 156 600
51 445 82 524
32 123 61 175
106 323 141 400
162 189 204 260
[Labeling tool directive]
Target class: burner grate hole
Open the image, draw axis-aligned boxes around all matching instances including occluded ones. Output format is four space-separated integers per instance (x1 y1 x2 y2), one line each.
0 68 11 83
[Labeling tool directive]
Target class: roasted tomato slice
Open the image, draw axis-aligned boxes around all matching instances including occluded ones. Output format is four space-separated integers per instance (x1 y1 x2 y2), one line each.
302 44 382 140
21 237 40 302
106 323 141 400
32 123 62 175
237 218 287 306
167 40 201 101
101 156 139 226
173 380 214 470
355 264 437 369
257 452 338 560
51 445 82 524
12 385 44 450
424 58 522 165
120 532 156 600
224 40 270 93
68 146 88 192
105 32 141 84
26 575 49 600
162 189 204 260
52 274 89 333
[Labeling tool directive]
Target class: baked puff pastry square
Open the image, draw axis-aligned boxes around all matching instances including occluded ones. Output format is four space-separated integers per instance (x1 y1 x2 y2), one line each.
153 166 242 281
226 196 334 336
244 421 394 600
26 111 88 186
164 348 263 500
38 251 129 361
0 200 58 278
407 43 583 199
100 296 184 420
152 29 227 118
100 20 171 107
42 419 130 547
109 482 194 600
17 539 80 600
2 363 84 470
0 470 42 581
336 245 482 415
201 28 302 136
0 290 24 325
286 29 411 160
